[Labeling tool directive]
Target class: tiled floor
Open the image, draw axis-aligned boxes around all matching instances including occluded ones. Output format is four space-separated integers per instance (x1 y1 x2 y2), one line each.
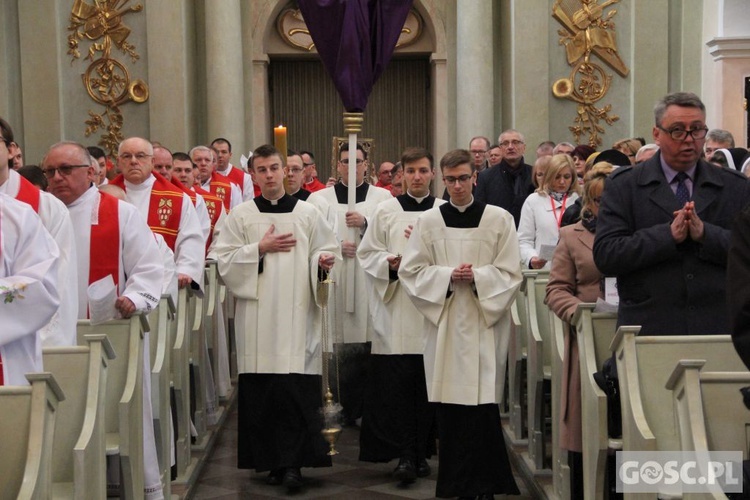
191 402 536 499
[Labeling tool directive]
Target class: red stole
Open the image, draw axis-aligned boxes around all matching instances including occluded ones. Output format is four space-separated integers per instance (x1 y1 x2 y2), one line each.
15 176 41 213
170 177 197 205
253 182 261 198
89 191 121 297
208 171 233 211
111 172 184 251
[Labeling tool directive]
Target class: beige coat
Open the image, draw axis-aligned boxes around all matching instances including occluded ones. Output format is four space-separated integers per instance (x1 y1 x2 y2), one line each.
545 221 602 452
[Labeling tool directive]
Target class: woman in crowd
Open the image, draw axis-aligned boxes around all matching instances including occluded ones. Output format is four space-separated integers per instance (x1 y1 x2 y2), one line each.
518 154 580 270
545 163 614 499
531 155 551 189
570 145 596 185
613 138 641 165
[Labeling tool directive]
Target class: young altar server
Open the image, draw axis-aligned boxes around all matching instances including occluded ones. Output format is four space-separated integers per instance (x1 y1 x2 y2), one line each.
214 145 340 493
356 147 443 484
399 149 523 499
0 192 60 385
306 143 392 425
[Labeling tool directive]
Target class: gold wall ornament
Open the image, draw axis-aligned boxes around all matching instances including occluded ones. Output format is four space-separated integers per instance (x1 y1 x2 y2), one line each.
277 8 422 52
551 0 629 147
67 0 149 157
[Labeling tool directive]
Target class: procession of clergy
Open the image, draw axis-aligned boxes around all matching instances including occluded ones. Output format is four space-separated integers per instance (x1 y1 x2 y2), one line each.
6 90 749 500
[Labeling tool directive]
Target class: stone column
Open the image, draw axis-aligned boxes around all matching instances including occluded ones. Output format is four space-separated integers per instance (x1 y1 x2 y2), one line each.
456 0 494 148
205 0 246 147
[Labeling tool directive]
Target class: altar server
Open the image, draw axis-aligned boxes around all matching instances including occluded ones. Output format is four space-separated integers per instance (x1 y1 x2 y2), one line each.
214 144 340 492
399 149 523 499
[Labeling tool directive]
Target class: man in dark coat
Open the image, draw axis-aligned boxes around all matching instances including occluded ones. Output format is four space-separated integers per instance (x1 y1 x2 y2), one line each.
594 92 750 335
474 129 534 227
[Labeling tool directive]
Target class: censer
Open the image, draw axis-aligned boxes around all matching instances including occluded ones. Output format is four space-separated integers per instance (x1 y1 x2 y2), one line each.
318 270 342 455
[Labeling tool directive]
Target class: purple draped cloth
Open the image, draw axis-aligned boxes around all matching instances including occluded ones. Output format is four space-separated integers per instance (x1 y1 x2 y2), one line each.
297 0 413 112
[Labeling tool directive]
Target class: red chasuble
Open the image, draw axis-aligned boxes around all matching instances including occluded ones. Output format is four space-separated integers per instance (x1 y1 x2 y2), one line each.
111 172 184 251
89 192 121 289
223 166 246 191
207 171 234 211
14 176 41 213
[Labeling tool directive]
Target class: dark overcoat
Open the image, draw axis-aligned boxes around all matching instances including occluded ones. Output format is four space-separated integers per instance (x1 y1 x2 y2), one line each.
593 152 750 335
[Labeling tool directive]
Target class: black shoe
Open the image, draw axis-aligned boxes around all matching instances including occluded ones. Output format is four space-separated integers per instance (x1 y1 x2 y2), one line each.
393 458 417 484
282 468 303 491
416 458 431 477
265 468 284 485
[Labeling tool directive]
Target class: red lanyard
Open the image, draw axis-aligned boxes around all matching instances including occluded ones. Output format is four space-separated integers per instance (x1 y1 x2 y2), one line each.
550 194 568 229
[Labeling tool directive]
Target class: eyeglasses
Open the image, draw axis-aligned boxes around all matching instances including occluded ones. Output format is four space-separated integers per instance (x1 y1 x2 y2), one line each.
119 152 153 162
288 168 304 174
499 140 524 148
339 159 364 165
657 126 708 141
43 164 89 178
469 149 487 155
443 174 473 184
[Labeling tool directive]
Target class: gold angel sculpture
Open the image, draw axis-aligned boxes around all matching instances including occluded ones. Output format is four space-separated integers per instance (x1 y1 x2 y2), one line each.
552 0 629 147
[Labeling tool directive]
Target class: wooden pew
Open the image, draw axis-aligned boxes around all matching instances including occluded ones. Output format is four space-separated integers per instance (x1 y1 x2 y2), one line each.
189 286 215 449
611 328 746 499
549 310 570 500
666 360 750 500
507 289 528 444
171 286 194 479
0 373 65 500
43 334 115 499
147 294 175 499
523 269 552 473
573 303 618 500
77 315 147 500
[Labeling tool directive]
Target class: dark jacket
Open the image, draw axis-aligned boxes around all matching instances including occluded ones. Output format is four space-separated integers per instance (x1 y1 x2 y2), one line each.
593 152 750 335
474 159 533 227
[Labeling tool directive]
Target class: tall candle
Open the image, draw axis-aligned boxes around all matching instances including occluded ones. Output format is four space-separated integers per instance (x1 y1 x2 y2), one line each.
274 125 287 164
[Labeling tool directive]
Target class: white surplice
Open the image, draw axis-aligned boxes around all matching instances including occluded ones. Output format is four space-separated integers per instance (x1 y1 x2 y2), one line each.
399 203 523 406
214 197 340 375
0 193 60 385
68 186 164 317
357 195 445 354
307 184 392 343
124 175 205 290
0 169 77 346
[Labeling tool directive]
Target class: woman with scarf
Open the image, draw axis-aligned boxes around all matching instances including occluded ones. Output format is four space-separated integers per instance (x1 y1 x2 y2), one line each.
544 163 614 499
518 154 580 270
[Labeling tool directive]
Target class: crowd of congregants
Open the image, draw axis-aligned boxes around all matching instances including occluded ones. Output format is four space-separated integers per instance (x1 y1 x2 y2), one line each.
3 90 750 500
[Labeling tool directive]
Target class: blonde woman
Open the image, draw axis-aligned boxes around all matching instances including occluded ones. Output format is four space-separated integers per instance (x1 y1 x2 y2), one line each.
518 154 581 269
531 155 551 189
545 162 614 498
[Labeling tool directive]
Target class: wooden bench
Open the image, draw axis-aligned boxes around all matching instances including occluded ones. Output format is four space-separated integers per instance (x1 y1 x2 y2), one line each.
147 294 175 499
205 260 231 401
523 269 552 473
171 286 193 479
507 289 528 444
549 310 571 500
666 360 750 499
573 303 618 500
43 334 115 499
0 373 65 499
611 328 746 498
77 315 147 500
